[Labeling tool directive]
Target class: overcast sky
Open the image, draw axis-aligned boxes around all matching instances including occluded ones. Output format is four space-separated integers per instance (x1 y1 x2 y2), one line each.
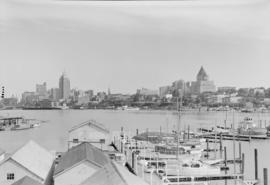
1 0 270 97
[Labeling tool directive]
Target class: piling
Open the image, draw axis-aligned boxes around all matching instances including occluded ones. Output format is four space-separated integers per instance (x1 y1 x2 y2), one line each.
224 147 228 174
147 128 149 143
239 142 242 160
219 133 223 157
136 129 139 136
188 125 190 140
219 133 223 150
224 146 228 185
206 139 209 159
264 168 268 185
242 153 245 178
255 149 258 180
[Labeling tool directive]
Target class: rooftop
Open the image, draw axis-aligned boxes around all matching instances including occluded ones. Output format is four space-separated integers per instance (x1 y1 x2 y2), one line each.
10 140 54 180
79 162 126 185
69 120 109 134
54 142 110 176
79 161 149 185
12 176 42 185
197 66 209 81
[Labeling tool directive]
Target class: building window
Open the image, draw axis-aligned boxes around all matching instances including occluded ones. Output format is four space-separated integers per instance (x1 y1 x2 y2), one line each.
7 173 14 180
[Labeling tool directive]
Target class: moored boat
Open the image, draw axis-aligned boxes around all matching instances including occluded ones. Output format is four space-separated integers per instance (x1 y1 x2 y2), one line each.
238 117 267 136
165 160 221 176
0 117 41 131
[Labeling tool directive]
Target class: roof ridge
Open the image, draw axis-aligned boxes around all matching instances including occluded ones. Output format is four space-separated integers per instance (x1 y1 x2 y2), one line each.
69 120 109 133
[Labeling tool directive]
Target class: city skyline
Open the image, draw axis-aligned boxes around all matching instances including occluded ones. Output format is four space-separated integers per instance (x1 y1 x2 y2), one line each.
1 0 270 97
2 66 270 99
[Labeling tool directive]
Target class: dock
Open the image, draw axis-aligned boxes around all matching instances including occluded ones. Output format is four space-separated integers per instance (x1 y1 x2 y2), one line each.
198 133 270 142
164 173 243 182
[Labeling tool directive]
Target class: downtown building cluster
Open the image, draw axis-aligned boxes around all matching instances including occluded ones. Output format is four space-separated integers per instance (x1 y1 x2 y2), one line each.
1 67 270 110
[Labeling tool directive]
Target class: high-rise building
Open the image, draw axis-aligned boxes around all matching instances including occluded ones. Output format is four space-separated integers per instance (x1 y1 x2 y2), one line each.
191 66 216 94
59 73 70 100
36 82 47 96
171 79 187 96
50 88 60 101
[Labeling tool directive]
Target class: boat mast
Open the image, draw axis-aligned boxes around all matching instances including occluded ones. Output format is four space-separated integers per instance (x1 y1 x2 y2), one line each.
233 109 236 176
176 92 182 160
176 97 179 160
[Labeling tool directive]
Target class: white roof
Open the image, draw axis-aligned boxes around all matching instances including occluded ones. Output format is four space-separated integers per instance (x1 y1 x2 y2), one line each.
11 141 54 180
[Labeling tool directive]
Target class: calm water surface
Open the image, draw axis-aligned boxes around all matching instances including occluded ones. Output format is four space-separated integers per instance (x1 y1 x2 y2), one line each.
0 109 270 182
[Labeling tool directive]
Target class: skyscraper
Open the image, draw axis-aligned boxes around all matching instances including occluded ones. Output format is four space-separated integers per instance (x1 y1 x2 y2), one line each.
59 73 70 100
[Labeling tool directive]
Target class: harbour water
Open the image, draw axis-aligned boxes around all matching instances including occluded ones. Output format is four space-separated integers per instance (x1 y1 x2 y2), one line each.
0 109 270 183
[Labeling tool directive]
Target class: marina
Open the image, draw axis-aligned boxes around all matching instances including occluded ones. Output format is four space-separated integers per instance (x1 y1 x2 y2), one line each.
0 110 270 185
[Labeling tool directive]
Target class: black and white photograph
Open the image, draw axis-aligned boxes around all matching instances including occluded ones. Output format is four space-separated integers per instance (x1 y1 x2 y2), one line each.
0 0 270 184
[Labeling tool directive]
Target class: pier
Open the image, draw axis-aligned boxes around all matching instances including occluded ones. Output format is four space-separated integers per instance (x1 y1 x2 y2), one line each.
198 133 270 142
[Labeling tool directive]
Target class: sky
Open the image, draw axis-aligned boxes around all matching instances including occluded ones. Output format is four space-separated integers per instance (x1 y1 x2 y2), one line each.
0 0 270 97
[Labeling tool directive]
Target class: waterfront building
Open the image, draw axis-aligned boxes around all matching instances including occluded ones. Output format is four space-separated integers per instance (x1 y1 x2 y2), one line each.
68 120 110 150
85 90 94 99
0 97 18 107
53 142 110 185
237 88 250 97
191 66 216 94
80 161 148 185
77 96 90 105
76 90 94 105
207 94 228 104
96 92 106 102
136 88 158 96
253 88 265 96
107 94 131 101
230 96 243 104
36 99 53 108
50 88 60 101
21 92 38 106
59 73 70 101
36 82 47 97
54 142 147 185
11 176 42 185
159 85 171 98
0 141 54 185
171 79 187 96
217 87 237 94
